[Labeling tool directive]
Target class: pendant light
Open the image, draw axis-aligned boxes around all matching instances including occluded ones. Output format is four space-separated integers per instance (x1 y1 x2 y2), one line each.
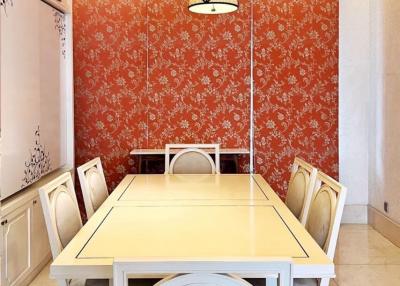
188 0 238 14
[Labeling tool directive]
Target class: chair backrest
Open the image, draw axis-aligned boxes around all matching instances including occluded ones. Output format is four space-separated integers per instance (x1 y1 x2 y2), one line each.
77 157 109 218
285 157 317 225
113 259 292 286
165 144 220 174
305 171 347 260
39 172 83 259
155 274 252 286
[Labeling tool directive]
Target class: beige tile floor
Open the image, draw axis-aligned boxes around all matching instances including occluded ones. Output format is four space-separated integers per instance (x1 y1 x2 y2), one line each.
332 224 400 285
29 224 400 286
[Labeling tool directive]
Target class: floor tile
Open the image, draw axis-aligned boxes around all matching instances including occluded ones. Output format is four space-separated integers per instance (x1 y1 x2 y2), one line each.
329 279 338 286
335 265 400 286
29 262 58 286
335 224 400 265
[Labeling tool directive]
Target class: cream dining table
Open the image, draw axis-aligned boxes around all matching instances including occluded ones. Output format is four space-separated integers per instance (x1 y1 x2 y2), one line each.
50 174 334 281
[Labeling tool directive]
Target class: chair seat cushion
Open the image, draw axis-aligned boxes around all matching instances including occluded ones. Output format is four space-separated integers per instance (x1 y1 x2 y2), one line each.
294 278 318 286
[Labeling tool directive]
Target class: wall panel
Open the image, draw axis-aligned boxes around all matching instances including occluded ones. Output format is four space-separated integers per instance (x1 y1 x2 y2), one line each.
253 0 339 197
73 0 338 199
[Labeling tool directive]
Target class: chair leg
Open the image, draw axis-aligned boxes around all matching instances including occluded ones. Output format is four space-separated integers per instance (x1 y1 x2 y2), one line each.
319 278 330 286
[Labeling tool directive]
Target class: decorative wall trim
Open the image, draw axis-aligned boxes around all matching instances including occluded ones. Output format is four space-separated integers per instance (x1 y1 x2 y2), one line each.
54 9 66 58
0 0 14 16
342 204 368 224
368 205 400 248
21 126 51 188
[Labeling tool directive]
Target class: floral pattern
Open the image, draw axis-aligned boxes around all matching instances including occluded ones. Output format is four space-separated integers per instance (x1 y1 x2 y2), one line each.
146 0 251 148
74 0 148 193
54 10 67 58
73 0 338 200
21 126 51 188
0 0 14 16
254 0 339 197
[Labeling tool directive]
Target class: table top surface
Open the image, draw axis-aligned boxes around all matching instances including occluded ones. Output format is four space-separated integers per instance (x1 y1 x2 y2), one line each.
117 174 268 203
130 148 250 155
51 174 333 280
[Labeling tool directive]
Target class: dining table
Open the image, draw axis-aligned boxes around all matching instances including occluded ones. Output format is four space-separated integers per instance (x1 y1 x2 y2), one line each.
50 174 334 281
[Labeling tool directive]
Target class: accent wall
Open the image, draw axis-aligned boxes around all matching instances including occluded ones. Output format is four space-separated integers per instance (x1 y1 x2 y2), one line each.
74 0 338 200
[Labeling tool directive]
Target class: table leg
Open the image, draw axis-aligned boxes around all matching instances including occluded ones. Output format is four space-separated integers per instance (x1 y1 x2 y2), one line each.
233 154 239 173
266 277 278 286
320 278 330 286
138 155 142 174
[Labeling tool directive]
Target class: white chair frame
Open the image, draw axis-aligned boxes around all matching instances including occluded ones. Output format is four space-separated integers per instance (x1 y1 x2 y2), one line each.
286 157 317 225
77 157 109 218
113 259 292 286
165 144 220 174
154 273 252 286
39 172 83 286
305 171 347 286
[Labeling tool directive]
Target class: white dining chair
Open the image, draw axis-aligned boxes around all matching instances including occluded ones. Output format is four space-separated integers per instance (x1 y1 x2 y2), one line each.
155 274 252 286
165 144 220 174
39 172 109 286
113 259 292 286
295 171 347 286
285 157 317 225
77 157 109 219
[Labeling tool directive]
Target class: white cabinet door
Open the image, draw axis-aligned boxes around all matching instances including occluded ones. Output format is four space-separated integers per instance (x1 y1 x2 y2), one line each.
42 0 70 13
0 0 41 198
39 1 67 175
0 1 68 200
1 202 32 286
31 196 51 268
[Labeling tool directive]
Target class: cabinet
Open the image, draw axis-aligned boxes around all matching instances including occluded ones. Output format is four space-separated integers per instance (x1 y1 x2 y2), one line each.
1 196 52 286
0 0 73 283
0 0 71 200
31 197 50 268
0 169 68 286
1 202 32 286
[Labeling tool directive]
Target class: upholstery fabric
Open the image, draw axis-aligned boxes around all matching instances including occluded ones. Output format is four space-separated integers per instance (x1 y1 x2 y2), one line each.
306 187 334 249
286 168 309 218
86 167 108 211
172 151 214 174
53 185 82 248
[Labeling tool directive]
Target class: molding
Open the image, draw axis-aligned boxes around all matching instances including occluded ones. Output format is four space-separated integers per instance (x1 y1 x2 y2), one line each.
368 205 400 248
341 204 368 224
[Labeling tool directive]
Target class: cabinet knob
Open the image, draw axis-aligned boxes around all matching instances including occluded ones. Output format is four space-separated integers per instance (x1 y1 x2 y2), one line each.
1 220 7 226
33 200 37 204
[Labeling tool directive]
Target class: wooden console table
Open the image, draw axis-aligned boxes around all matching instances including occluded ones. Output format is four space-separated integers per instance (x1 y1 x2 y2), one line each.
130 148 250 174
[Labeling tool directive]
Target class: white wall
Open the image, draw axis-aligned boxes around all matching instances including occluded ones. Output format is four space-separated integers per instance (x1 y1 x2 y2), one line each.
339 0 371 223
340 0 400 225
369 0 400 224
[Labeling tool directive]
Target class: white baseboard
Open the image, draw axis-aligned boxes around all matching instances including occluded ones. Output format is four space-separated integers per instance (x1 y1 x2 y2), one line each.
368 206 400 248
341 204 368 224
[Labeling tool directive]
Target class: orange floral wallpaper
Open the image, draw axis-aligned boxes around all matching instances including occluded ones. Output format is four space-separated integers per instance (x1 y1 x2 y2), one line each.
253 0 338 197
74 0 338 199
146 0 251 148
